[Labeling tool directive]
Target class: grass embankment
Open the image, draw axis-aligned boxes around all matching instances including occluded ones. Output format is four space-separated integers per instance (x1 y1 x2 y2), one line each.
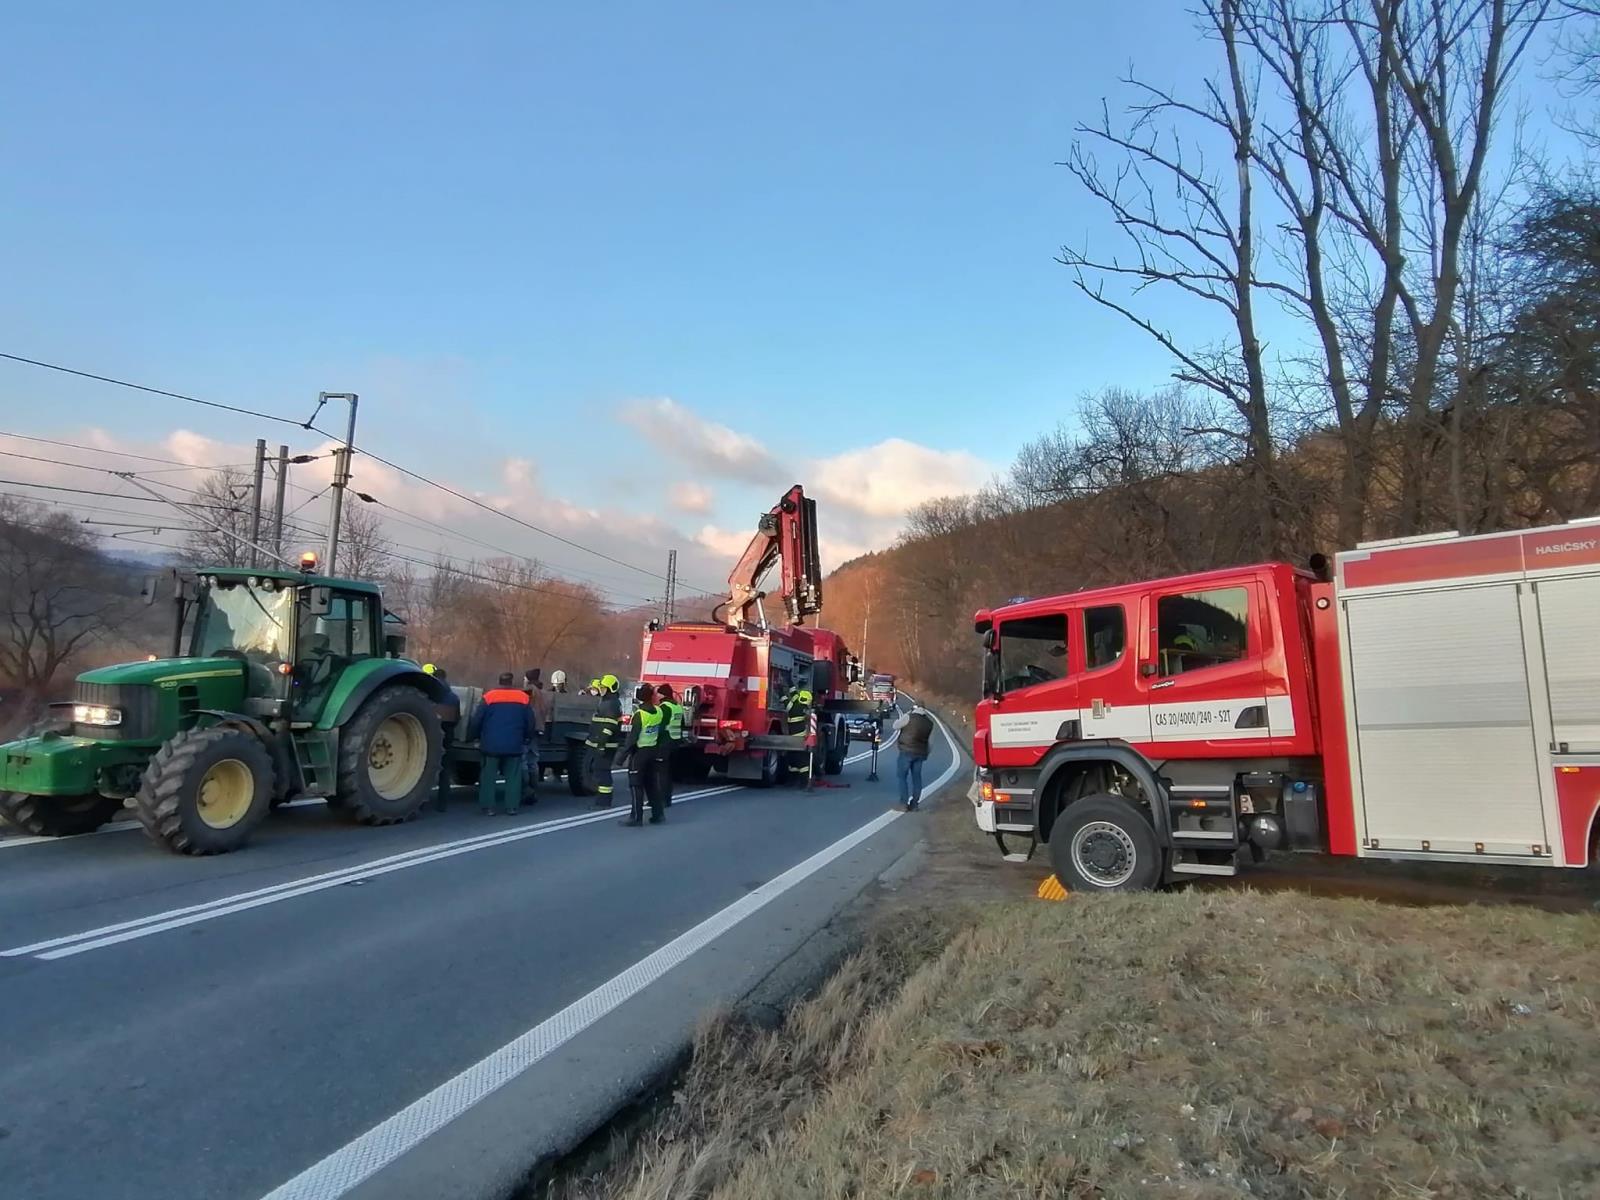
547 890 1600 1200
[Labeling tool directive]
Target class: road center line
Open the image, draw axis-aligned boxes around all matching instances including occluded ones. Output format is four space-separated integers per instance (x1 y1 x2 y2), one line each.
5 728 903 960
3 786 741 960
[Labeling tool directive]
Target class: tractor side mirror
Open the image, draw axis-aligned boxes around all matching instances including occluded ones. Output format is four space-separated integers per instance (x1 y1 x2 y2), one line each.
308 586 332 616
139 574 160 606
384 633 407 658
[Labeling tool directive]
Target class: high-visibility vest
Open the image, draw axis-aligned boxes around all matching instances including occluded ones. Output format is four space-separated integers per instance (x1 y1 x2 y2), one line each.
635 706 664 749
660 700 686 742
784 693 808 735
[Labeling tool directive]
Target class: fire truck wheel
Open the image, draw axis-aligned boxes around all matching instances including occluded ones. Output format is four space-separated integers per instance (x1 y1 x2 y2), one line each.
1048 795 1161 893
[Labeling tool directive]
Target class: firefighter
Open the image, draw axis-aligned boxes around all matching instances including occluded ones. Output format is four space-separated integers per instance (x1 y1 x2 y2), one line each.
782 684 814 787
583 673 624 807
550 669 568 694
615 684 666 826
655 683 686 807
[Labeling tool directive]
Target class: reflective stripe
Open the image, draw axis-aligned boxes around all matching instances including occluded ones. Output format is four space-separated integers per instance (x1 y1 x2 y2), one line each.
661 701 685 740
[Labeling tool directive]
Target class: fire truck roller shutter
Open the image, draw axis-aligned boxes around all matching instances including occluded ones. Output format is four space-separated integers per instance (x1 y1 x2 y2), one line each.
1344 583 1548 857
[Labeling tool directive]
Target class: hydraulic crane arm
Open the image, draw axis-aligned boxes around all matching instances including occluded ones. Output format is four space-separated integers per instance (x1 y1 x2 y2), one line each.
724 483 823 628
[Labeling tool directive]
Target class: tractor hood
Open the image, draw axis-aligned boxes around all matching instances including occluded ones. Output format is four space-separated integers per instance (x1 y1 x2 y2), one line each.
78 658 247 688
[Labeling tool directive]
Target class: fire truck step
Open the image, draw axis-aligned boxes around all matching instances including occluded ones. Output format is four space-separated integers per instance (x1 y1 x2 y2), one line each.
1171 861 1238 877
1170 829 1236 841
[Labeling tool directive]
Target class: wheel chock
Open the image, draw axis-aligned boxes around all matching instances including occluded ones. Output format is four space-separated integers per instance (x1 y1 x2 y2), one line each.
1036 874 1070 902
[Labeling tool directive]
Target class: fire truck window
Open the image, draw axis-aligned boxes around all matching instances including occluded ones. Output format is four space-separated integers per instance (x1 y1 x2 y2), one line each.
998 614 1069 693
1085 605 1125 670
1157 587 1249 676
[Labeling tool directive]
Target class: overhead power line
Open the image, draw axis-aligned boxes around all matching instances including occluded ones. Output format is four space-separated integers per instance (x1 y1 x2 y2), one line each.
0 353 313 428
0 351 716 591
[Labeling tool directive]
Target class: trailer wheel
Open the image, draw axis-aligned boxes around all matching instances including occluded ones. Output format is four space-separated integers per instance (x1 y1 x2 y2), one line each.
1048 794 1160 893
0 791 125 837
134 728 275 855
567 742 596 796
335 687 442 825
823 719 847 775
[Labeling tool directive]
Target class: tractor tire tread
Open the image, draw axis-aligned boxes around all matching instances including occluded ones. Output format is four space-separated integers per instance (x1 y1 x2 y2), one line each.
335 686 441 826
133 728 274 856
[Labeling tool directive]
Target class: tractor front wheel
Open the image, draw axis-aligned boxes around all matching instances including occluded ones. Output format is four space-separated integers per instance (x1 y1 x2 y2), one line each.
0 791 125 838
336 687 441 825
134 728 275 855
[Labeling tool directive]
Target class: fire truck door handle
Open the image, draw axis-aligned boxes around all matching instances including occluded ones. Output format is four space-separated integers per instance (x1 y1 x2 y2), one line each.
1091 698 1107 718
1151 680 1175 690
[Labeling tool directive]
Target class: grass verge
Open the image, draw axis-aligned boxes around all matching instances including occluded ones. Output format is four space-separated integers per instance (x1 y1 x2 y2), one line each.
542 889 1600 1199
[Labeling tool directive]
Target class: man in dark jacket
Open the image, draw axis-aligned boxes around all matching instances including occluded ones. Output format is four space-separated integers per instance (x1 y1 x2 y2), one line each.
426 665 460 813
893 703 935 811
469 673 533 815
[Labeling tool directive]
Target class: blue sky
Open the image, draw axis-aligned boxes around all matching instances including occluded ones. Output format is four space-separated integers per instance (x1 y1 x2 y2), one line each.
0 2 1578 598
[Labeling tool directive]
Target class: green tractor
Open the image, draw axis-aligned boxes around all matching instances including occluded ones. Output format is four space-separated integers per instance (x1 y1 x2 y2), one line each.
0 563 449 855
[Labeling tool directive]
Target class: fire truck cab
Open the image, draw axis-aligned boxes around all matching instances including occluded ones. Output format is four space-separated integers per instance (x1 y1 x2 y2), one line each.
971 519 1600 892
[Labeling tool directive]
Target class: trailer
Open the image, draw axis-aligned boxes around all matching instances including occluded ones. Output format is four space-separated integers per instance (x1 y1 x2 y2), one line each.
640 485 874 785
969 517 1600 891
448 687 602 801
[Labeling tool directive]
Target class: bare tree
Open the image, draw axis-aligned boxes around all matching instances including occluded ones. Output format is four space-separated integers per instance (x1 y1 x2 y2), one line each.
178 467 255 567
337 502 394 582
0 498 129 696
1062 0 1285 552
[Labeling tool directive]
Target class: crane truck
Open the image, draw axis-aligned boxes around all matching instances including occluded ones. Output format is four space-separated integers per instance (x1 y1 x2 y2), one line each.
639 484 874 785
971 517 1600 892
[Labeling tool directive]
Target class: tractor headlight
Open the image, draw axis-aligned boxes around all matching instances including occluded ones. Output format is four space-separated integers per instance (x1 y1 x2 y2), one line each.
73 704 123 727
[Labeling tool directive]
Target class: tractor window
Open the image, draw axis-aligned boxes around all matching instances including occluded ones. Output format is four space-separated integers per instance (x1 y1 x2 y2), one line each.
302 594 377 660
997 613 1068 693
194 582 294 663
1084 605 1126 670
1158 587 1249 676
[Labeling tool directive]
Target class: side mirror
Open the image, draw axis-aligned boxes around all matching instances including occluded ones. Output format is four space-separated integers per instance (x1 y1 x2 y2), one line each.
1140 662 1158 678
139 574 160 606
980 628 996 651
385 633 407 658
308 586 332 616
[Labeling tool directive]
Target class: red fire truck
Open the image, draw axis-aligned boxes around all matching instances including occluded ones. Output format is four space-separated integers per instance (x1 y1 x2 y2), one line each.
970 518 1600 891
640 485 871 785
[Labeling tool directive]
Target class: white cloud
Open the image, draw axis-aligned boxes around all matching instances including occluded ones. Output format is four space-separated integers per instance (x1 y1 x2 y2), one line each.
669 480 713 515
695 523 751 559
618 398 784 484
808 438 989 520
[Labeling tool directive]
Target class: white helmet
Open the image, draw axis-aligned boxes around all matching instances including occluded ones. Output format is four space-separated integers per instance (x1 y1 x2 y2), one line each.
550 669 566 687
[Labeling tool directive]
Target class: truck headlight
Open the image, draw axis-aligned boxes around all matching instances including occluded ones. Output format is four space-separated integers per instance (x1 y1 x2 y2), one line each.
74 704 123 727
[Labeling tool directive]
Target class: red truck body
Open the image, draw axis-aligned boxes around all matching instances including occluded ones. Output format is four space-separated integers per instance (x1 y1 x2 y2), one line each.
971 518 1600 888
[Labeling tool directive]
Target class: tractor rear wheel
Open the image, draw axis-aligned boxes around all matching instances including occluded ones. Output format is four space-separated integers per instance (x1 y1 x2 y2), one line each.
134 728 275 855
336 687 441 825
0 791 125 837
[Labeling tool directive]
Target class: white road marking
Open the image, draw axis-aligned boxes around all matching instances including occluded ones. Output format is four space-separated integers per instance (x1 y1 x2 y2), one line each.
4 727 907 959
257 707 958 1200
3 786 741 961
0 797 347 850
256 809 905 1200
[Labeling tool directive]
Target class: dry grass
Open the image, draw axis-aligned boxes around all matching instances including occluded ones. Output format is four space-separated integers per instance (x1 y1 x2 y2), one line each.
545 890 1600 1200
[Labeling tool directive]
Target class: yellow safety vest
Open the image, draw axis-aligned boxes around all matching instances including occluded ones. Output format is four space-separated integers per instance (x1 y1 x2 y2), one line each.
635 706 664 749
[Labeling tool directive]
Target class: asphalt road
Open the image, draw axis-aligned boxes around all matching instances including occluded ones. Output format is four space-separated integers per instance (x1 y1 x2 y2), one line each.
0 705 960 1200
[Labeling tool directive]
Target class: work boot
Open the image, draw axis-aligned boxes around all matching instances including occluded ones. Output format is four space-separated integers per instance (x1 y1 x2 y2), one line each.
649 812 665 824
619 816 643 827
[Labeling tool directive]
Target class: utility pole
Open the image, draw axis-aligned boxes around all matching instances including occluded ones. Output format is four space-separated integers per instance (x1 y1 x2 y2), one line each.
319 392 359 574
663 549 677 624
247 439 267 567
271 444 289 558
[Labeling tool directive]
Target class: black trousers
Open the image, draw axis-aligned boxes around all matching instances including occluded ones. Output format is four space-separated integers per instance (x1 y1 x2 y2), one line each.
628 747 666 821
